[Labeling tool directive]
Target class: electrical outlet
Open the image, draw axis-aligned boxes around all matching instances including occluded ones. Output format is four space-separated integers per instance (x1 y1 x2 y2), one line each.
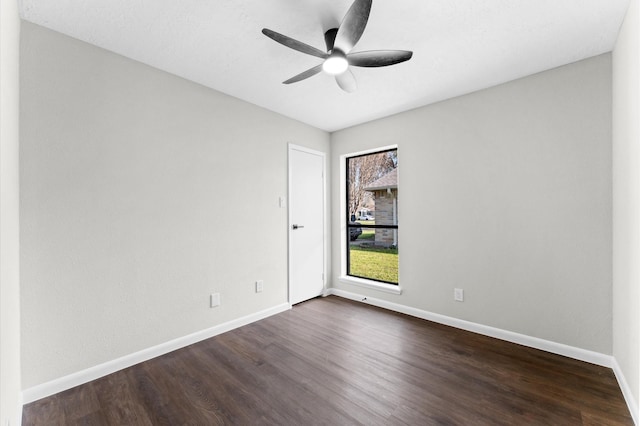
256 280 264 293
210 293 220 308
454 288 464 302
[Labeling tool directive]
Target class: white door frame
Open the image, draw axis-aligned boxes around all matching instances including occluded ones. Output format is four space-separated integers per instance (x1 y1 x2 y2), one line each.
288 143 328 305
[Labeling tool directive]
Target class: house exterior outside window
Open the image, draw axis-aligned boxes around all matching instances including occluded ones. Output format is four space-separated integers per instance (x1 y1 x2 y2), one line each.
364 168 398 247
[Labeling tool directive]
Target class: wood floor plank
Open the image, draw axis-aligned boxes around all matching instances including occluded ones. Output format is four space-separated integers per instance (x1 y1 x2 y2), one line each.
23 296 634 425
187 340 297 424
91 372 154 426
22 394 68 425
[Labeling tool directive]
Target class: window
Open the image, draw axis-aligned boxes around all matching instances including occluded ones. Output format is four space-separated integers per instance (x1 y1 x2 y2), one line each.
346 148 398 285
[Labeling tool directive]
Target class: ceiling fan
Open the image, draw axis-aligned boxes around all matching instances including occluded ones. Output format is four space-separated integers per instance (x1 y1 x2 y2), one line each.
262 0 413 93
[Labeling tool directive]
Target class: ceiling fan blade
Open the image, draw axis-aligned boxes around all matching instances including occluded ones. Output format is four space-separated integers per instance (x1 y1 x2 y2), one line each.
283 64 324 84
334 0 372 53
335 69 357 93
347 50 413 67
262 28 328 59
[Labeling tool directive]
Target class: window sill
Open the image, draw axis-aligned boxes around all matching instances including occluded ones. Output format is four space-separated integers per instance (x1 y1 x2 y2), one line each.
338 276 402 295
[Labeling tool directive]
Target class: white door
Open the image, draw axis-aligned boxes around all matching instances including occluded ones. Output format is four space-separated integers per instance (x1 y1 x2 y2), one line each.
289 145 325 305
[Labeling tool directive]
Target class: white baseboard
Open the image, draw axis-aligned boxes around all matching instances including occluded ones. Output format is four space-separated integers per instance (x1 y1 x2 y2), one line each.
612 358 639 425
22 303 291 405
327 288 613 367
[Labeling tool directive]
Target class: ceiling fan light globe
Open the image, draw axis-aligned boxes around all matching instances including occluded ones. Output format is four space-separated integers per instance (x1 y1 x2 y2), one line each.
322 54 349 75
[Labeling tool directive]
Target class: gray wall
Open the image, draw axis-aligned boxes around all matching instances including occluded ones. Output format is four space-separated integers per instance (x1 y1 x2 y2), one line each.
331 54 613 354
613 0 640 412
20 22 330 388
0 0 22 424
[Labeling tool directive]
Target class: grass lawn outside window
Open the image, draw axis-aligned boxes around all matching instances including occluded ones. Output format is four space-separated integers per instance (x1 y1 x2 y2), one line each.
348 245 398 284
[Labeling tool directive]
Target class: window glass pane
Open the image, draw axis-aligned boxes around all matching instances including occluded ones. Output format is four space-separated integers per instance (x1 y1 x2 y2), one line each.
346 149 398 284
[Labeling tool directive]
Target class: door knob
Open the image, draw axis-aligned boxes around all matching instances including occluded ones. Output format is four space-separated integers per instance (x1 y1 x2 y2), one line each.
292 224 305 230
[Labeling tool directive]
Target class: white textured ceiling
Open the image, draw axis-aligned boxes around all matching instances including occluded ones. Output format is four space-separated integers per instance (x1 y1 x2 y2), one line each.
19 0 629 132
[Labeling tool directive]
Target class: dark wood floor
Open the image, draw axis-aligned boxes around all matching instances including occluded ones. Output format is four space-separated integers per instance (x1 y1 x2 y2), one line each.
23 296 632 425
